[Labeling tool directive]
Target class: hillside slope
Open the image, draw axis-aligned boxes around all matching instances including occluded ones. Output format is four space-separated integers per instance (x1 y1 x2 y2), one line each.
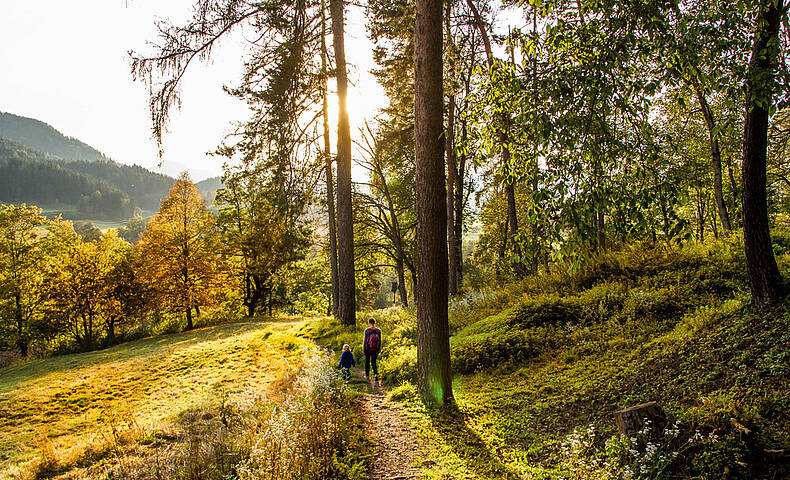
0 112 107 163
0 319 306 478
0 137 134 219
196 176 223 206
307 237 790 479
64 159 174 211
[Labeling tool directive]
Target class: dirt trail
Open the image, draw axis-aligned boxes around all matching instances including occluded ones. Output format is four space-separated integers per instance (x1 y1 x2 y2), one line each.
351 367 425 480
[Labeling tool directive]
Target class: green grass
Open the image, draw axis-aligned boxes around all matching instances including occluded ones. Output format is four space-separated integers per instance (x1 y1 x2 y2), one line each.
0 318 308 478
308 237 790 479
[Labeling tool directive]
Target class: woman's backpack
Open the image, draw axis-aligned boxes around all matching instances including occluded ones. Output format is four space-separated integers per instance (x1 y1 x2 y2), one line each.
366 329 381 352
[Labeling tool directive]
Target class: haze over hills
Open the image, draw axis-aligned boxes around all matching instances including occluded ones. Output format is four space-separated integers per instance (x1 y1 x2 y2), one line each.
0 112 225 219
0 111 109 163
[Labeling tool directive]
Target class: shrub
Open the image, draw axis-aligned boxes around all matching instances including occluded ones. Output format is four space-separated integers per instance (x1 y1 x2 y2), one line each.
451 325 561 373
380 344 417 384
509 295 583 328
237 350 368 480
387 381 419 402
620 287 684 321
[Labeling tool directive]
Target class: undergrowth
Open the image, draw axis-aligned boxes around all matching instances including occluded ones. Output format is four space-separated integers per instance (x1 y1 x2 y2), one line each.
305 235 790 479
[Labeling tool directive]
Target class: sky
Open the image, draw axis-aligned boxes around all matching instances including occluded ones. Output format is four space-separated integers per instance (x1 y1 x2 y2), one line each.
0 0 387 181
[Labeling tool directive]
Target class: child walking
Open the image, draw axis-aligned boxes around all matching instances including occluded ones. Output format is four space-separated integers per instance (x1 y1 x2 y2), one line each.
338 344 355 380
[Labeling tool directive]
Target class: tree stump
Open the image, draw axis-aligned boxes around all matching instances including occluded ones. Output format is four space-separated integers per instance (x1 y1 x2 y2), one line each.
614 401 666 435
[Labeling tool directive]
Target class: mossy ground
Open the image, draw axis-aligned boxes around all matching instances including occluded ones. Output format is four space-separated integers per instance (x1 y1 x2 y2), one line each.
307 237 790 479
0 318 308 479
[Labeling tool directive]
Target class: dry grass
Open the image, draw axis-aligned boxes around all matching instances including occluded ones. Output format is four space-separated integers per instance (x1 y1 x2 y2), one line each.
0 318 306 479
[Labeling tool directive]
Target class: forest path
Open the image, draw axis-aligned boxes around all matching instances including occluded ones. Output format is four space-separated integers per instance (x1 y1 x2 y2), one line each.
350 366 425 480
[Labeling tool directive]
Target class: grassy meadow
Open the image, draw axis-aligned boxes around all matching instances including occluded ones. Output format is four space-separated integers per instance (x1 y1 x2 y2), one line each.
0 319 308 479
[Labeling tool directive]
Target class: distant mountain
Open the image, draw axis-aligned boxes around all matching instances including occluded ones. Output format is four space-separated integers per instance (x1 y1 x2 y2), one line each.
0 111 224 216
0 137 134 219
0 111 108 162
196 176 224 206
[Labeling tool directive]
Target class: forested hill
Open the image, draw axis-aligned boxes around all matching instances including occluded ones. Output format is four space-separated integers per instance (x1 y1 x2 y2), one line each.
0 111 108 162
64 159 174 211
0 137 134 219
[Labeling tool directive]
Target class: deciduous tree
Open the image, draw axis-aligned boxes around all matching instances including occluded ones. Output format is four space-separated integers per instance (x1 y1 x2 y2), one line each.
138 174 224 329
0 204 52 356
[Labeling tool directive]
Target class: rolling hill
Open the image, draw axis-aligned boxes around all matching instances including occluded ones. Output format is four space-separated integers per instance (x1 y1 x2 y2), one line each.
0 111 107 163
64 159 174 211
0 111 225 219
0 137 134 219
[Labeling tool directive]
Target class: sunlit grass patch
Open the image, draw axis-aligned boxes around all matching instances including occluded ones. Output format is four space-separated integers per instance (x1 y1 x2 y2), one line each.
0 318 307 477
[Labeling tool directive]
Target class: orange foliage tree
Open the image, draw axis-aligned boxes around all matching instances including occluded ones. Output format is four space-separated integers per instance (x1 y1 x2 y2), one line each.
138 173 225 330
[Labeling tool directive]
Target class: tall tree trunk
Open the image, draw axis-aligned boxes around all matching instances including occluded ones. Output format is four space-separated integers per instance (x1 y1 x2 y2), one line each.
498 216 509 266
446 96 458 295
396 257 409 307
742 0 784 307
696 189 706 241
185 307 193 330
322 0 340 318
504 172 526 275
329 0 356 326
244 274 261 317
455 119 466 287
108 317 115 343
726 155 741 227
596 208 606 251
692 82 732 232
415 0 453 407
445 1 458 296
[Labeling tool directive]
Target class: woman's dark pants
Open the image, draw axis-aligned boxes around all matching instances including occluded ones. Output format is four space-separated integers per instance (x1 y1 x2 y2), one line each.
365 352 379 377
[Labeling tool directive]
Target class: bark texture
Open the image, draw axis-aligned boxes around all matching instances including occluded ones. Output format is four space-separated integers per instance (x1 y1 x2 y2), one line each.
322 1 340 317
415 0 453 407
329 0 356 325
742 0 784 307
